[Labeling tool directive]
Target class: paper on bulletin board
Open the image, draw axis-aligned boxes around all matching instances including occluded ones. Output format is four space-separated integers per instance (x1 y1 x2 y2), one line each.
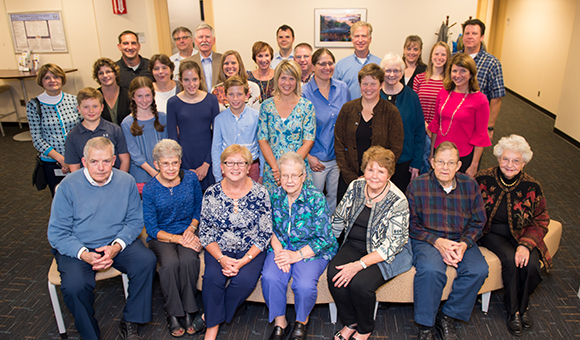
8 11 68 53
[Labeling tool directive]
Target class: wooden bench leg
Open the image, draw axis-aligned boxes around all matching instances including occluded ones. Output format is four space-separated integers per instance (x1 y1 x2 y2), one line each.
481 292 491 314
329 303 337 324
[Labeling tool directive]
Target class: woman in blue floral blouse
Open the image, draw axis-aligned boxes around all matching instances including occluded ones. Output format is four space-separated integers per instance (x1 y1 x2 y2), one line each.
199 144 272 340
328 146 413 340
257 60 316 194
261 151 338 340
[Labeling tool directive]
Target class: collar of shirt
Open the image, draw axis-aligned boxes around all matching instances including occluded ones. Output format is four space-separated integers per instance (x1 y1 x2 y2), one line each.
228 106 248 121
83 167 114 187
37 91 64 105
273 51 294 61
201 52 214 62
352 52 371 64
78 118 106 134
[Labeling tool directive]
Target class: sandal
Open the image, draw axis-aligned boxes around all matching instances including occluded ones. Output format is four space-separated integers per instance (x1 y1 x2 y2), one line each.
334 324 357 340
166 315 185 338
184 313 206 335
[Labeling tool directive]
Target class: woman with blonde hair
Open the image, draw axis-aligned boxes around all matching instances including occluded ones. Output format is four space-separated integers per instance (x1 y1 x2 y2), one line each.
413 42 451 173
401 35 427 87
258 60 316 193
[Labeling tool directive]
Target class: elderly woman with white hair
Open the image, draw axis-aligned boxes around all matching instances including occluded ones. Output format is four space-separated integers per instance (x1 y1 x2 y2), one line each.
379 53 425 192
261 151 337 340
475 135 551 337
142 139 204 337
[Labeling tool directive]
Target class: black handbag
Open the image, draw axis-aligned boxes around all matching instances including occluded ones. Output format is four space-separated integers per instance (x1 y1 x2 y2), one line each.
31 98 48 191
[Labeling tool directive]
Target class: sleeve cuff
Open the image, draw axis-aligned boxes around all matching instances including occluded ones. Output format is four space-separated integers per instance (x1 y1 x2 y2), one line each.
43 146 54 156
77 247 88 260
113 238 127 251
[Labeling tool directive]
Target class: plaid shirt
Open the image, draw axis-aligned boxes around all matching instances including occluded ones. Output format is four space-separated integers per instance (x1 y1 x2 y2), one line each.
461 48 505 101
406 171 487 248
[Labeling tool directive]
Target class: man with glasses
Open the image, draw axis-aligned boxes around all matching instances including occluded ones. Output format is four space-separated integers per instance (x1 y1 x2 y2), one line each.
406 141 488 340
170 26 198 80
294 43 314 85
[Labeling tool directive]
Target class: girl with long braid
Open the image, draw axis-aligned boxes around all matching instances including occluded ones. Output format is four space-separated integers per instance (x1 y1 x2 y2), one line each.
121 76 168 193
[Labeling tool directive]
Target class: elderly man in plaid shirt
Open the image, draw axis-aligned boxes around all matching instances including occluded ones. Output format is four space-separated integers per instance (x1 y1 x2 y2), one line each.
407 141 489 340
459 19 505 139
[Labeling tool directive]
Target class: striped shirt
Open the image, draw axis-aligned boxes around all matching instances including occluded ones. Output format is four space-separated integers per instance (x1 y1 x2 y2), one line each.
406 171 487 248
413 72 444 124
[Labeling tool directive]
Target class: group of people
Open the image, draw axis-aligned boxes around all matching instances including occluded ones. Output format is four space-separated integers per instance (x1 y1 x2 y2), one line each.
33 16 551 340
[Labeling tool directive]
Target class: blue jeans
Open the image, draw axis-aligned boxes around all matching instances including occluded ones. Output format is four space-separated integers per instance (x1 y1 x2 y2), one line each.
261 251 328 323
311 159 339 214
411 239 488 327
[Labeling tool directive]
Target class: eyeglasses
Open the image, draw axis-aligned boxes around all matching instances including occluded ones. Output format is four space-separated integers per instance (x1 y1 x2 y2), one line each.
223 161 248 167
384 69 401 75
281 173 303 181
434 160 457 167
499 157 522 166
159 161 180 168
316 62 334 67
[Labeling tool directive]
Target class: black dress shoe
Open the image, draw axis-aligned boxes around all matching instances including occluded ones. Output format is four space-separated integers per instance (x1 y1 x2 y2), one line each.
521 310 533 329
507 312 523 336
417 327 436 340
435 314 458 340
269 325 290 340
289 322 307 340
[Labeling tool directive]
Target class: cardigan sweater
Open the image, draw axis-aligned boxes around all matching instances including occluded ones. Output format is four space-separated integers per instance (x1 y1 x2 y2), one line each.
332 178 412 280
334 97 404 184
475 166 552 268
98 86 131 125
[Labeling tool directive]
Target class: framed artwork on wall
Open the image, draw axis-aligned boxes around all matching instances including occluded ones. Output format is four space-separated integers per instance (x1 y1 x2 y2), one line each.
314 8 367 48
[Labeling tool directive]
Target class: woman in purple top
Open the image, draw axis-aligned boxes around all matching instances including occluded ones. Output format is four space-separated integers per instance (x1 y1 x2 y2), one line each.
167 60 220 190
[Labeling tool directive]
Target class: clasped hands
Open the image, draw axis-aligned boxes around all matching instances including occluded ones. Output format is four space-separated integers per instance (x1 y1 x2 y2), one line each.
274 249 300 273
81 243 122 271
180 228 202 252
434 238 468 268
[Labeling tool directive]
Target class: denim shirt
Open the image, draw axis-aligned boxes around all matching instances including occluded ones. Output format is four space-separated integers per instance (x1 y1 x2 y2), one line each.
332 178 413 280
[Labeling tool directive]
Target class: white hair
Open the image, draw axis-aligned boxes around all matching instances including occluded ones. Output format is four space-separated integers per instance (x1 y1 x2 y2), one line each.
493 134 533 163
380 53 406 72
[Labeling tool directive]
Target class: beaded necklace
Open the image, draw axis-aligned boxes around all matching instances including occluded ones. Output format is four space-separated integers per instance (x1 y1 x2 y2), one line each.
439 91 468 136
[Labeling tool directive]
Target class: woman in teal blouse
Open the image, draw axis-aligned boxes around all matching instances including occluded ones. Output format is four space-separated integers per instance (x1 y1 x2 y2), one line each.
261 151 338 340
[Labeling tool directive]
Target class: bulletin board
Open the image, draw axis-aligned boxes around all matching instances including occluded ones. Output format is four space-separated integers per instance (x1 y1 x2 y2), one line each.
8 11 68 53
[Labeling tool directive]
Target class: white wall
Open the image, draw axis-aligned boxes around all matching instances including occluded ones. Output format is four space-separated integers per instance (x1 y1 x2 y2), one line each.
0 0 159 122
555 1 580 142
500 0 577 113
212 0 478 72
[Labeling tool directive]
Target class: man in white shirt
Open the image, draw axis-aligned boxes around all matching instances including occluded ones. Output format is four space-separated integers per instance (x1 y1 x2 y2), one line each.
170 26 198 80
270 24 295 69
184 23 222 91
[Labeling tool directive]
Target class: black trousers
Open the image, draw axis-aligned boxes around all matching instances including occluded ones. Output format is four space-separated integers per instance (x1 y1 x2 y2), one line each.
391 160 412 193
43 161 65 197
479 231 542 314
327 241 386 334
459 149 474 173
148 239 200 317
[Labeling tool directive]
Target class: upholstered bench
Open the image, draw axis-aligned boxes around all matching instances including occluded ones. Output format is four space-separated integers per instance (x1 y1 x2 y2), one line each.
192 220 563 324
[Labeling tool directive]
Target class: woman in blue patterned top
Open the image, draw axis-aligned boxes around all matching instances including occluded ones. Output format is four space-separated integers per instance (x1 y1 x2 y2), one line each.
261 151 338 340
328 146 413 340
257 60 316 194
142 139 204 337
26 63 81 196
199 144 272 340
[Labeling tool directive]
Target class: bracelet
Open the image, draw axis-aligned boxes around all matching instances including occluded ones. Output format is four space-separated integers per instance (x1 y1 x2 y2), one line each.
217 255 225 263
359 259 368 269
246 253 253 260
189 225 197 231
169 234 174 243
299 249 305 260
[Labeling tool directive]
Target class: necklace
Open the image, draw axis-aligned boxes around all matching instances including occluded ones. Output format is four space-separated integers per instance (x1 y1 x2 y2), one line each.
365 182 389 205
499 175 517 187
439 91 468 136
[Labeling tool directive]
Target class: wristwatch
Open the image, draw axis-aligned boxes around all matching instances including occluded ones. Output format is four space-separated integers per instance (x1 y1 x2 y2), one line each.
487 126 494 131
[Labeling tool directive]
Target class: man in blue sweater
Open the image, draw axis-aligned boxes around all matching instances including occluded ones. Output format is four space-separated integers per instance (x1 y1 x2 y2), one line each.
48 137 156 340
